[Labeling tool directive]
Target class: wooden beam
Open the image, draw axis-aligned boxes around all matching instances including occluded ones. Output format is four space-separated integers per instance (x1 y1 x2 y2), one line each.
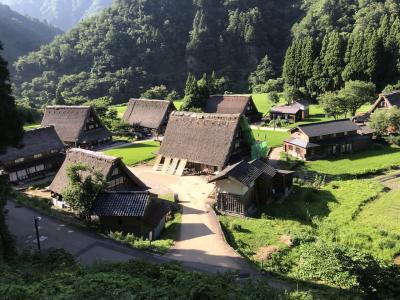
153 155 163 171
161 157 172 173
175 159 187 176
168 158 179 175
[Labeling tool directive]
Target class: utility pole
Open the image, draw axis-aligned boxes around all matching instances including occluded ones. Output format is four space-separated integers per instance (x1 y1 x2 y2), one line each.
34 216 41 252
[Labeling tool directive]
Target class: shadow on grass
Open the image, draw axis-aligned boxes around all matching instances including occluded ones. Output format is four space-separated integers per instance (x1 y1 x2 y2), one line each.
112 143 160 151
265 186 337 224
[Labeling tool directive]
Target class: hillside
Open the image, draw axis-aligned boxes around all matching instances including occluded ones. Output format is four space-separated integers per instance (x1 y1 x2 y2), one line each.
13 0 301 108
0 0 112 31
0 4 61 64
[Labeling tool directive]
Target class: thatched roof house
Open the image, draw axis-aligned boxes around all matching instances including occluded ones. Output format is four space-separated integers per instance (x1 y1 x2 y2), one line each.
0 126 65 183
204 95 261 122
154 112 251 175
41 106 112 148
122 99 176 135
50 149 146 204
91 191 171 239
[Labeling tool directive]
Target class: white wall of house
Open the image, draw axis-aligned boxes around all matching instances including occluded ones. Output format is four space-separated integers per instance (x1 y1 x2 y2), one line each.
215 178 249 195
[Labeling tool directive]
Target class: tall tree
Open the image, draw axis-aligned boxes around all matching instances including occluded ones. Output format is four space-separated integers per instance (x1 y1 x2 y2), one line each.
339 80 376 116
248 54 275 90
181 73 204 111
0 42 23 261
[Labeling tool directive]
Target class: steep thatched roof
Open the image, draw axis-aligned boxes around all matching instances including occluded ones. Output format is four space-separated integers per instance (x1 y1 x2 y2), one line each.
205 95 254 115
158 112 241 168
50 148 146 195
0 126 64 163
41 106 112 144
122 99 175 130
368 90 400 114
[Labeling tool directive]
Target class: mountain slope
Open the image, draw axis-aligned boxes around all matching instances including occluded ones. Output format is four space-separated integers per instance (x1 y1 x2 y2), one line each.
0 0 112 31
0 4 61 64
14 0 302 108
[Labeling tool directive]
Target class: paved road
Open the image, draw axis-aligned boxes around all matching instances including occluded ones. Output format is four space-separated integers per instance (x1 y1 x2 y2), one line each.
268 147 284 168
131 166 257 275
5 200 254 275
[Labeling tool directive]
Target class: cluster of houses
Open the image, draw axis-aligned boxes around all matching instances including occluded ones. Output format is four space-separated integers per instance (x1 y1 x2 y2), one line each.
0 90 394 236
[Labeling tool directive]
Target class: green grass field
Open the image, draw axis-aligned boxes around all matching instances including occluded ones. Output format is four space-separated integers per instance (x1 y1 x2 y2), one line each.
220 178 400 266
114 105 127 119
103 141 160 166
252 129 290 148
23 123 40 130
306 145 400 176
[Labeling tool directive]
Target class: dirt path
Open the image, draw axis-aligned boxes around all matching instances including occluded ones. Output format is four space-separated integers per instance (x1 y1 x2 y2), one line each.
130 165 256 274
268 147 284 168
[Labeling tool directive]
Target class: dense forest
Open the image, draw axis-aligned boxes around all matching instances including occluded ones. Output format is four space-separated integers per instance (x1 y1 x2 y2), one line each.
0 0 112 31
10 0 400 109
13 0 301 108
0 4 61 64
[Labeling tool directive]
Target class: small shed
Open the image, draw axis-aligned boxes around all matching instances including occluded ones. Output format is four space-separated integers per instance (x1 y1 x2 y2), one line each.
41 106 112 149
204 94 262 123
270 100 309 123
208 159 282 216
122 99 176 135
91 191 171 239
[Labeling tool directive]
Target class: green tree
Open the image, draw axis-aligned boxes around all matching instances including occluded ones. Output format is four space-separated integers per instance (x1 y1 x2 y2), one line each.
181 73 206 111
248 54 275 90
61 164 106 221
339 81 376 116
283 84 301 103
140 85 170 100
369 109 390 137
318 92 347 119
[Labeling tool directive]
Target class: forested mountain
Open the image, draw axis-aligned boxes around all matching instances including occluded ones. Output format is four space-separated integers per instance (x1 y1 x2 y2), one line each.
283 0 400 98
0 0 112 31
13 0 301 108
0 4 61 64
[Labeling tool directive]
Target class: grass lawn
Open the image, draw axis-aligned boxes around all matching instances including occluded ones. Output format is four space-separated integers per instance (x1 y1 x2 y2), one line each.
114 105 127 119
24 123 40 130
252 129 290 148
306 145 400 176
103 141 160 166
220 178 400 273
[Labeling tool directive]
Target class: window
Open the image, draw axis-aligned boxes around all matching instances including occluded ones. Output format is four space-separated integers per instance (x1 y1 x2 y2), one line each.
112 168 119 176
15 158 24 163
235 141 241 149
88 125 94 130
34 153 43 159
36 164 45 171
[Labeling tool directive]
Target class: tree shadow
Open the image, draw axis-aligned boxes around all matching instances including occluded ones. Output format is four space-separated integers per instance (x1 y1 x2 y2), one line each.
264 186 338 224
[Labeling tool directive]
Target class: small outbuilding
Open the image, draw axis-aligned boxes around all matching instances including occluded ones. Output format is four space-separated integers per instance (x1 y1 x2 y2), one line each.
204 94 262 123
122 99 176 136
208 159 294 216
91 191 171 239
50 148 147 208
41 106 112 149
0 126 65 184
154 112 251 175
270 100 309 123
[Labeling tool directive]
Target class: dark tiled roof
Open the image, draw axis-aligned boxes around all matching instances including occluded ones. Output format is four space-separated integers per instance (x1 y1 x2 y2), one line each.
41 106 112 144
271 102 302 114
122 99 175 130
159 112 241 168
0 126 64 163
209 159 276 187
294 119 359 138
204 95 253 115
91 191 150 217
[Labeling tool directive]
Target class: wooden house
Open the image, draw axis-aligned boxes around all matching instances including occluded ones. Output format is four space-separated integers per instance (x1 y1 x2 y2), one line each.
154 112 251 175
41 106 112 149
354 90 400 124
122 99 176 136
283 119 373 161
270 100 309 123
49 148 147 208
204 94 262 123
208 159 294 216
90 191 171 239
0 126 65 184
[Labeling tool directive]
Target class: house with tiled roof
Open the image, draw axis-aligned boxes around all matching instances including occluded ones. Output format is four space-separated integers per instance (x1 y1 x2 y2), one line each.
0 126 65 184
283 119 373 160
270 100 309 123
91 191 171 239
208 159 294 216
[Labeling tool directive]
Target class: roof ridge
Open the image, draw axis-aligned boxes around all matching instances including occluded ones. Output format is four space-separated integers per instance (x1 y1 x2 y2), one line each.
298 118 352 128
68 148 118 161
46 106 91 109
130 98 171 103
99 191 150 194
171 111 241 119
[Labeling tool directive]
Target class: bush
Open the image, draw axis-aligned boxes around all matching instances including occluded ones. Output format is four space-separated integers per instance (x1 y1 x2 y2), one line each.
252 78 284 93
